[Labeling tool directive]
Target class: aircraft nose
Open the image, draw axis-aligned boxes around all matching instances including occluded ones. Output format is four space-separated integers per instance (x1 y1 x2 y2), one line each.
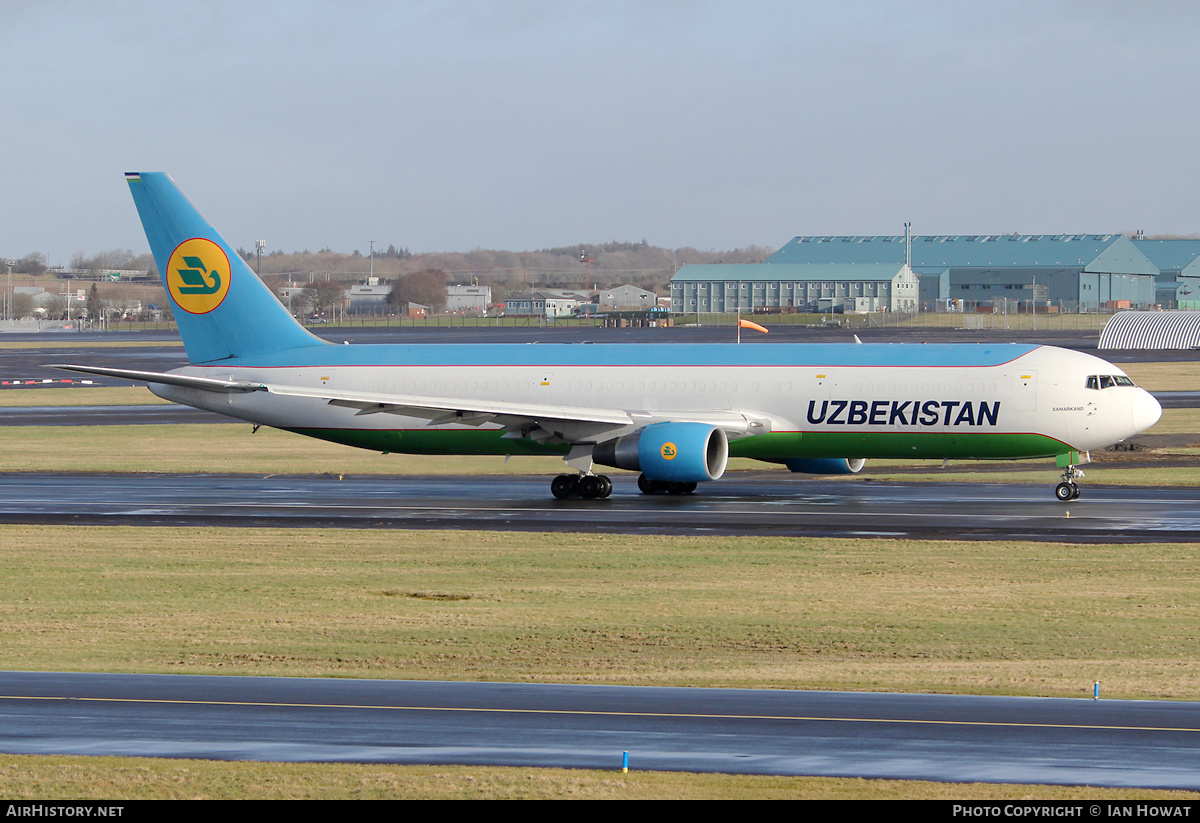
1132 389 1162 433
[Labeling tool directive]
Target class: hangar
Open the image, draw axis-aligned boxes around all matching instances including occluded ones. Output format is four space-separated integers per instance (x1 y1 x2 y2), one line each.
669 262 919 314
1131 238 1200 309
767 234 1158 312
1098 310 1200 350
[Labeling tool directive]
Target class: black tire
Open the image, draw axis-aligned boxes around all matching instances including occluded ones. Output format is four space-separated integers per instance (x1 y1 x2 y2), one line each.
1055 482 1074 502
1070 483 1081 500
578 475 601 499
551 474 576 499
638 474 661 495
597 475 613 498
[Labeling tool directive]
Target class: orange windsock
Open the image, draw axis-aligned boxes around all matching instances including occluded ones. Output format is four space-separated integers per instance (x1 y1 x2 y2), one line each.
738 319 769 334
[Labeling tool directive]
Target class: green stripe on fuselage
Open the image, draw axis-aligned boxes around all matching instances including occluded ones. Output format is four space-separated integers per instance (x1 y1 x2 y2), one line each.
728 431 1065 461
287 426 1064 462
285 427 570 456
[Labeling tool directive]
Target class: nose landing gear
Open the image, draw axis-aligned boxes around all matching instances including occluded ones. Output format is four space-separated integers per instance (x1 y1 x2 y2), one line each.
1055 464 1084 501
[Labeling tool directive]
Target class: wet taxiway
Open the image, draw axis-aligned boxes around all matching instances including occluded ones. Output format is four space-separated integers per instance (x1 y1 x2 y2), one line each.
1 671 1197 788
1 471 1198 542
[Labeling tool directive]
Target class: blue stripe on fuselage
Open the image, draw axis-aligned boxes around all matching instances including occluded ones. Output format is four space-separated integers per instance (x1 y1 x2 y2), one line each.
199 342 1042 370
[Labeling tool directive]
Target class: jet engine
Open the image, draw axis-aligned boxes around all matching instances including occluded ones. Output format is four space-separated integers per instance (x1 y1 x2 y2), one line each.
783 458 866 475
593 422 728 482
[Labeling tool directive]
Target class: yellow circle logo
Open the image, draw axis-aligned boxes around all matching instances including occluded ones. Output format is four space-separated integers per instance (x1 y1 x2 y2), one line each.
660 442 677 460
166 238 231 314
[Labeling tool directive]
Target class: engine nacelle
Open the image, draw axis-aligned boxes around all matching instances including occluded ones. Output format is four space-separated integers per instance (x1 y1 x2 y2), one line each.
594 422 728 483
783 457 865 475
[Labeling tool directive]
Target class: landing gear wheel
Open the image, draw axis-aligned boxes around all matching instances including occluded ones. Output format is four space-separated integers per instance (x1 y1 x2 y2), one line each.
1055 464 1085 502
638 474 663 495
667 481 697 495
551 473 611 500
551 474 578 500
578 475 602 499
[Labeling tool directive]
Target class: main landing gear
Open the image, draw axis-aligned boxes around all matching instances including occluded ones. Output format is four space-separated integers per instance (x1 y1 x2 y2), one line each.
550 473 613 500
1054 464 1084 501
637 474 697 495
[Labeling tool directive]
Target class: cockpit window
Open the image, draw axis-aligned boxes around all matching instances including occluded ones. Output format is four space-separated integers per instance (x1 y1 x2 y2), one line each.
1086 374 1137 389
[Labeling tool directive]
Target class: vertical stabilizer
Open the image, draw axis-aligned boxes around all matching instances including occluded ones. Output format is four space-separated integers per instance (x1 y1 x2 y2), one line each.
125 172 328 363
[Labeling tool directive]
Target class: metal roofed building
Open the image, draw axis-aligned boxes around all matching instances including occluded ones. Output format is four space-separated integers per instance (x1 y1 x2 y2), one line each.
1098 310 1200 350
768 234 1158 312
445 284 492 314
670 263 918 314
503 290 584 318
599 284 658 311
1131 239 1200 309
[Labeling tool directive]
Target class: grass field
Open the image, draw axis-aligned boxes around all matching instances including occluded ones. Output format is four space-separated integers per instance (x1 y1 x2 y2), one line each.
4 756 1195 800
4 526 1199 698
0 339 182 350
5 524 1200 799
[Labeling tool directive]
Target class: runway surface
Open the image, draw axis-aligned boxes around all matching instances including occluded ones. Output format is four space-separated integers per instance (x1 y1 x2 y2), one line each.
0 404 235 425
1 471 1199 542
1 671 1197 788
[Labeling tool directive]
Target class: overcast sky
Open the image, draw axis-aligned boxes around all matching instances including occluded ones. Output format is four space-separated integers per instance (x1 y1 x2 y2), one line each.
3 1 1200 265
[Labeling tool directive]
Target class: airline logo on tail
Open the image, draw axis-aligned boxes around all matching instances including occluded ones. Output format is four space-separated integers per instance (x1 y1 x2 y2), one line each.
166 238 231 314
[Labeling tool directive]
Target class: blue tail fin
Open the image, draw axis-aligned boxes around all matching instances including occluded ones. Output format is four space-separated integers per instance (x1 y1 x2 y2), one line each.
126 172 327 364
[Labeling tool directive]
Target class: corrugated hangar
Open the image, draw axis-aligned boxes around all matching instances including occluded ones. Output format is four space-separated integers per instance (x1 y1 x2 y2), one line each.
765 234 1158 312
1098 310 1200 350
669 262 919 314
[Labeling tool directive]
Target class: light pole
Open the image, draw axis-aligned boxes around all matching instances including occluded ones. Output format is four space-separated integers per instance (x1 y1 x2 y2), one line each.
5 258 14 322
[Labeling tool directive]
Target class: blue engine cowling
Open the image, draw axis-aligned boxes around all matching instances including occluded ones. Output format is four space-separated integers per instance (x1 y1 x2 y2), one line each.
593 422 728 483
783 458 865 475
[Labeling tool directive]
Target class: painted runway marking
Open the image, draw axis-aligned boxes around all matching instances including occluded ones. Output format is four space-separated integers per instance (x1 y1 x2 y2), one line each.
2 693 1198 734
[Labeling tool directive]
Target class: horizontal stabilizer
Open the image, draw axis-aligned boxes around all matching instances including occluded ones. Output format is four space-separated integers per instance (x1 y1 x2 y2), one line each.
48 365 267 394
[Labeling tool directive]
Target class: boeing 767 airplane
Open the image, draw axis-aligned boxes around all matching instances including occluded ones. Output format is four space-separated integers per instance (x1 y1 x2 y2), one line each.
55 173 1162 501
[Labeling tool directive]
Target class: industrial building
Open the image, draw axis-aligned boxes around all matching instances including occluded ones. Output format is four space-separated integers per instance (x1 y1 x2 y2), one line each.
1099 310 1200 349
766 234 1158 312
1131 239 1200 309
503 289 585 318
346 277 390 312
598 285 657 311
670 263 918 314
445 284 492 314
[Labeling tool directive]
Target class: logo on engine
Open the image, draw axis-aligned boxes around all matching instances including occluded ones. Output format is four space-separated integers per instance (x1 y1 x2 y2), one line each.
166 238 231 314
660 442 677 460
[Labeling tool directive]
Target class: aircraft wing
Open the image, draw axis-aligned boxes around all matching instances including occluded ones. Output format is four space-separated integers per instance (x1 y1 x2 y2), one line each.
50 364 778 444
263 384 777 444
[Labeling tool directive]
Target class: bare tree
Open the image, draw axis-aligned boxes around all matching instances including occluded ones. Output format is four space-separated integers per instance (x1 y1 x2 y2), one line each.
387 269 448 313
302 280 345 318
